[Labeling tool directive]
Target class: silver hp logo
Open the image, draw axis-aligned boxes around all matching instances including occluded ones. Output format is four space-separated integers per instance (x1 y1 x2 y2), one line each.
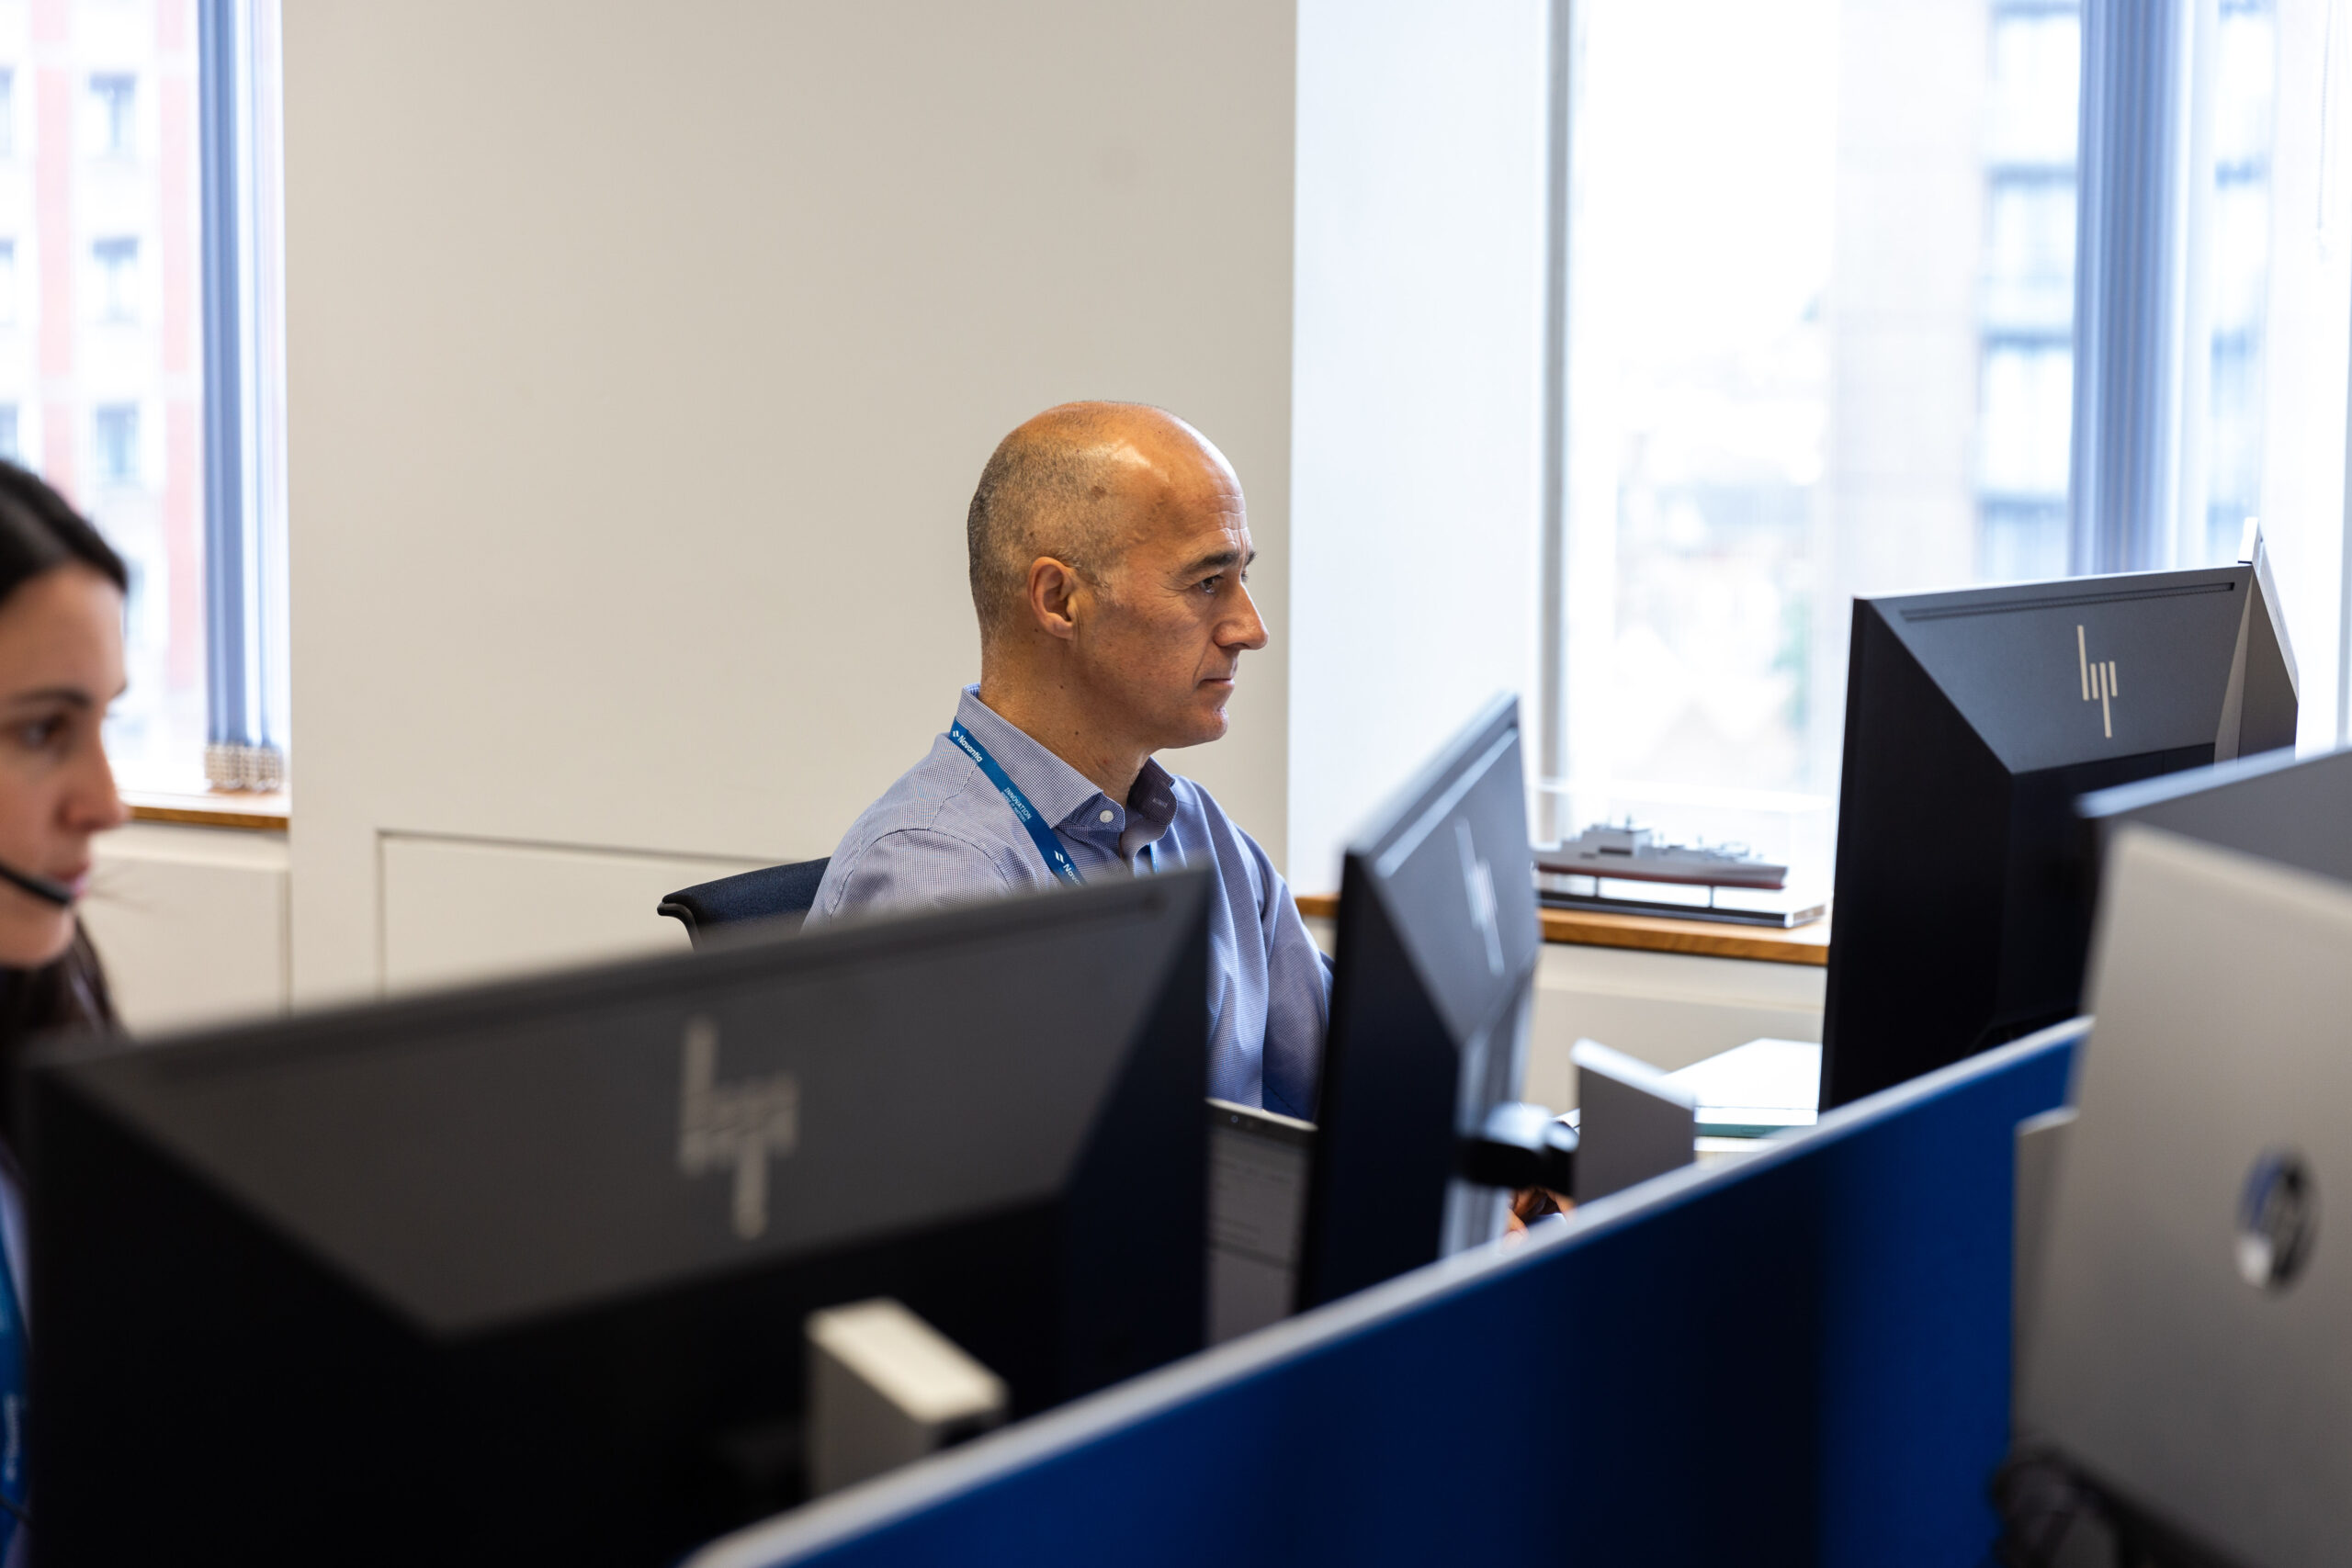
1455 818 1505 977
676 1015 799 1240
2234 1148 2318 1292
2075 625 2119 739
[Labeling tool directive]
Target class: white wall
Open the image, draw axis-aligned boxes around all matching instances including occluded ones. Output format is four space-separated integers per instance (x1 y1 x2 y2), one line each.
81 823 289 1033
1521 944 1824 1111
377 834 753 993
282 1 1299 999
1286 0 1552 896
1303 914 1825 1110
98 1 1815 1094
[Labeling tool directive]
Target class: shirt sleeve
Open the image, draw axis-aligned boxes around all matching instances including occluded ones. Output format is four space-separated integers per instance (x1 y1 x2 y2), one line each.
1252 842 1334 1122
804 826 1018 929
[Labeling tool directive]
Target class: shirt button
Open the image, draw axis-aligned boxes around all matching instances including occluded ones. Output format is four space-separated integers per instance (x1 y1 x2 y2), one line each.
1098 809 1114 824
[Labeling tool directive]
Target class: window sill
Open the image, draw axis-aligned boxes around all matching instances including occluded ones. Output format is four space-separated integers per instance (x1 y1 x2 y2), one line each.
122 788 288 833
1293 893 1828 967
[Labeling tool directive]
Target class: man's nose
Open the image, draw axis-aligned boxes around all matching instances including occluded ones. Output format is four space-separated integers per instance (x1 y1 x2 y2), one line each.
1222 584 1270 651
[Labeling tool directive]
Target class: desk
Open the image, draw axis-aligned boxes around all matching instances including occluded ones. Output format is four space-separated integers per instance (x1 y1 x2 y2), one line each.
1293 893 1828 967
1296 894 1828 1111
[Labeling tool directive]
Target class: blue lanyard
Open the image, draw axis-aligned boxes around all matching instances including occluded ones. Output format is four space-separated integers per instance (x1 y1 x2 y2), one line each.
0 1210 26 1546
948 720 1085 887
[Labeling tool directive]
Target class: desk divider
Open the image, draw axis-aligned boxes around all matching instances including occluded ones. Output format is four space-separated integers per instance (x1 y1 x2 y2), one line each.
692 1021 2081 1568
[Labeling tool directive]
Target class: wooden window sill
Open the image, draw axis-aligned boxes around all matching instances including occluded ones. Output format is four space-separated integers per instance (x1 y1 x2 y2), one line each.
122 789 290 833
1293 892 1828 967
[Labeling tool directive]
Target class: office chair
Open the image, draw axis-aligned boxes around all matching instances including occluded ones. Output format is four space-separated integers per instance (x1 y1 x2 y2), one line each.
657 857 831 945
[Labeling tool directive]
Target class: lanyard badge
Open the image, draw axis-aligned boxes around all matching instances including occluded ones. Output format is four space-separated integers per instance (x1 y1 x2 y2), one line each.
948 721 1086 887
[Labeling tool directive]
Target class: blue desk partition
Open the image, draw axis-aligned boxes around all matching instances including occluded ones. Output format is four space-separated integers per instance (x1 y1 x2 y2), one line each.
692 1021 2081 1568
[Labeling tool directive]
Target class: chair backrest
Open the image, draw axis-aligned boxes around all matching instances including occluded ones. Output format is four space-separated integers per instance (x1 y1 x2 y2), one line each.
656 858 831 946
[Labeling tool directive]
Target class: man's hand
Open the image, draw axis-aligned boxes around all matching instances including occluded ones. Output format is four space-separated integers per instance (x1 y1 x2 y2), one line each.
1503 1185 1573 1235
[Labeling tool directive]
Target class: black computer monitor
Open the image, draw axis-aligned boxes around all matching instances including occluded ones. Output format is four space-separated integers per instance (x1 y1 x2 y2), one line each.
1820 560 2296 1110
27 872 1213 1567
2076 741 2352 888
1295 694 1543 1310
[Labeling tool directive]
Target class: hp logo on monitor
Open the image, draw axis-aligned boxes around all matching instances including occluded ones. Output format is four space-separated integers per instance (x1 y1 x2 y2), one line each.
676 1015 799 1240
2235 1148 2317 1292
1455 819 1505 977
2075 625 2120 739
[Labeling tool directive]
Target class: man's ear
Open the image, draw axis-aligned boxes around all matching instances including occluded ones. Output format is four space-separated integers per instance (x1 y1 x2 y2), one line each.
1026 557 1083 642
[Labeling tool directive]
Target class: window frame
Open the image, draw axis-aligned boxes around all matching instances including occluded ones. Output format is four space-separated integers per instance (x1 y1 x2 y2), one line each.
196 0 287 794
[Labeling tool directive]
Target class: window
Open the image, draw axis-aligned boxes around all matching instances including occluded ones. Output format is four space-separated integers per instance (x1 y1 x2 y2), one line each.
1555 0 2076 836
94 405 138 485
0 2 289 795
92 236 137 321
89 73 134 158
1545 0 2303 856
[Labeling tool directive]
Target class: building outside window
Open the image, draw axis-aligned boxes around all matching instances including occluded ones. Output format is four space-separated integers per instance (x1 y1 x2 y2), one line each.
94 403 136 484
92 235 136 321
89 71 133 158
2196 0 2277 567
1555 0 2049 849
1549 0 2283 877
1977 3 2080 584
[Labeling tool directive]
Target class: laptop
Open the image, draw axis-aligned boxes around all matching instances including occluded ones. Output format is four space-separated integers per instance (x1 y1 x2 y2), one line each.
2017 824 2352 1566
1205 1099 1313 1344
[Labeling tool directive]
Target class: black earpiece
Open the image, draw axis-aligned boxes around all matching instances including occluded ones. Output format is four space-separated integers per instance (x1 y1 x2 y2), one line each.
0 861 74 908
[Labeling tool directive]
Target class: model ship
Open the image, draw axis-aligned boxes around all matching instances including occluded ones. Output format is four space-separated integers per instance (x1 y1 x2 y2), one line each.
1533 822 1788 891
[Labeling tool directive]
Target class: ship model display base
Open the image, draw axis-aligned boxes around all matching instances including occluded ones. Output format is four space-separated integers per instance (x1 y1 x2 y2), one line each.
1535 874 1828 930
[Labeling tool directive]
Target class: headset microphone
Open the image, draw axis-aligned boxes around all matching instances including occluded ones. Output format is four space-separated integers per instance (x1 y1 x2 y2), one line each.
0 861 74 908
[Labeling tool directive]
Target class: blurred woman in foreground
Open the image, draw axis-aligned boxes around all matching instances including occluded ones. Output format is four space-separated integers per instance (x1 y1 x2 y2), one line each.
0 459 131 1561
0 462 130 1070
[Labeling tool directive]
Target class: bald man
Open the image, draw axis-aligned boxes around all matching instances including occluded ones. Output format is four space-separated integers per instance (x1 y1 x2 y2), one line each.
803 402 1329 1118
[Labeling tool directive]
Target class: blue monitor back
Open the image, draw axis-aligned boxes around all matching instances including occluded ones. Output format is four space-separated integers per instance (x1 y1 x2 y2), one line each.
688 1021 2082 1568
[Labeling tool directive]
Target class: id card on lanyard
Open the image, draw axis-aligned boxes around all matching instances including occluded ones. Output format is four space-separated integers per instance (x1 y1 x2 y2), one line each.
949 721 1086 886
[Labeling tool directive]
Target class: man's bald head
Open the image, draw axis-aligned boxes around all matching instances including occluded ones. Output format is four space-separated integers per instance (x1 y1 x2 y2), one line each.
965 401 1235 644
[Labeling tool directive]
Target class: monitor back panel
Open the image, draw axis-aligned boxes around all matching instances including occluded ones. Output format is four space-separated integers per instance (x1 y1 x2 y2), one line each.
1298 695 1541 1308
2019 828 2352 1567
29 874 1212 1567
2081 742 2352 891
1823 568 2291 1108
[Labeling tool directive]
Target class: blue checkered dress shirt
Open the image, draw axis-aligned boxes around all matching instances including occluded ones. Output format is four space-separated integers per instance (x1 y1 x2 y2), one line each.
805 686 1330 1118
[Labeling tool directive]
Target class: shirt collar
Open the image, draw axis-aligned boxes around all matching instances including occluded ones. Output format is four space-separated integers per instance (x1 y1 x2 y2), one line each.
1125 757 1177 831
1119 757 1179 859
953 685 1107 830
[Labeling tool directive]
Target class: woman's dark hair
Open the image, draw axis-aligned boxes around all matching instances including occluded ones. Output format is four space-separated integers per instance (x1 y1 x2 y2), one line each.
0 927 113 1147
0 459 128 1150
0 457 127 603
